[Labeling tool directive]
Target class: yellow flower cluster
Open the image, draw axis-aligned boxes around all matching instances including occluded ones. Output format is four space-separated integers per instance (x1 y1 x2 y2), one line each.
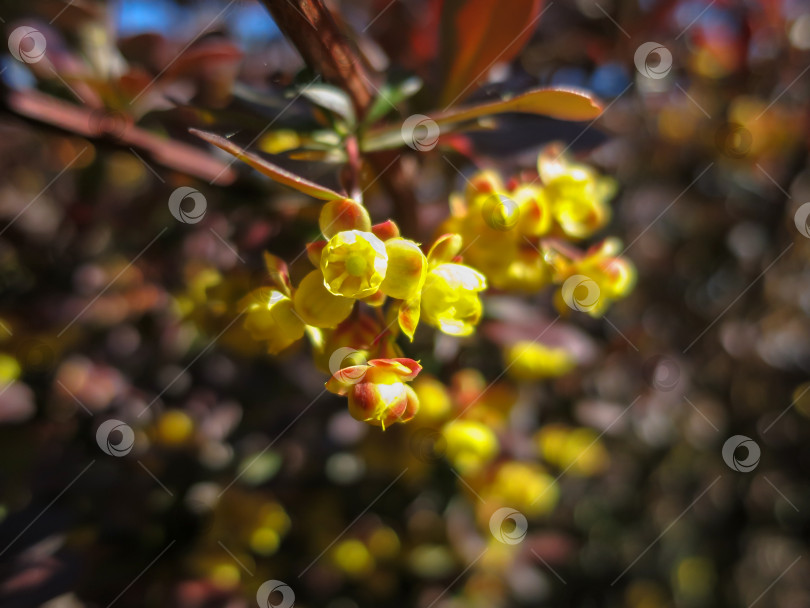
440 144 635 316
234 145 635 429
241 199 486 354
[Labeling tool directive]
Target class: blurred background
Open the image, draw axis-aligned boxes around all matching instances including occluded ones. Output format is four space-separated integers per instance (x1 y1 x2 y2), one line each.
1 0 809 606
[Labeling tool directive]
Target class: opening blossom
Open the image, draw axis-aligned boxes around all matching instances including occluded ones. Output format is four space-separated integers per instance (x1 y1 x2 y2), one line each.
326 358 422 429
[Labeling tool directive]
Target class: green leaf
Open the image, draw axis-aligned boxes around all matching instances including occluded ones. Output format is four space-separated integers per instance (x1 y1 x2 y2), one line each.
363 76 424 126
190 128 346 201
295 83 356 127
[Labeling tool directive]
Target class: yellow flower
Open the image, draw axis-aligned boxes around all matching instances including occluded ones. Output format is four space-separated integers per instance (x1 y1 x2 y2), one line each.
550 237 636 318
320 230 388 299
482 461 559 516
239 288 306 353
441 184 551 292
379 238 427 300
326 358 422 429
537 146 616 240
421 263 487 336
411 375 452 422
441 419 498 474
535 425 609 477
293 270 355 328
505 341 576 381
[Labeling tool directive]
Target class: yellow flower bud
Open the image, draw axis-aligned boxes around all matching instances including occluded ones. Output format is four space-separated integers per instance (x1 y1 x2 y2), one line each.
321 230 388 299
411 375 452 422
421 263 487 336
441 419 498 474
319 199 371 238
379 238 428 300
293 270 355 328
240 288 306 353
332 539 374 577
505 341 576 381
483 461 559 516
535 425 608 477
156 410 194 445
260 129 301 155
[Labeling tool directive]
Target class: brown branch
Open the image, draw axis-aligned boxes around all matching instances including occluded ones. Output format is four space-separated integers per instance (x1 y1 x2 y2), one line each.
259 0 420 235
260 0 373 117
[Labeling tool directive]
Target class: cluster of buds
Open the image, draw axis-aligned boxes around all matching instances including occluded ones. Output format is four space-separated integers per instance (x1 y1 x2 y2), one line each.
238 144 635 429
441 145 635 315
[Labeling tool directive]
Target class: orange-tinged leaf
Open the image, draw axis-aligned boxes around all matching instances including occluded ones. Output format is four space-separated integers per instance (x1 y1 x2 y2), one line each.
263 251 292 296
361 88 602 153
431 88 603 125
190 128 346 201
439 0 544 107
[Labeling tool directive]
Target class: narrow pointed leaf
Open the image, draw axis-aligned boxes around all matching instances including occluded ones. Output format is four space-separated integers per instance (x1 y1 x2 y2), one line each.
190 128 346 201
431 87 603 124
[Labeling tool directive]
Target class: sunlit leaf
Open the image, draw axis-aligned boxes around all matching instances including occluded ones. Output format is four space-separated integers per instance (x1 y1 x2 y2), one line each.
360 88 602 152
295 83 356 126
431 87 603 124
190 128 346 201
439 0 545 106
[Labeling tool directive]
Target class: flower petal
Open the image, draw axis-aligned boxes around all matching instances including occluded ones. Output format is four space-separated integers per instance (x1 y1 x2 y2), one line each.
427 233 463 266
293 270 355 328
